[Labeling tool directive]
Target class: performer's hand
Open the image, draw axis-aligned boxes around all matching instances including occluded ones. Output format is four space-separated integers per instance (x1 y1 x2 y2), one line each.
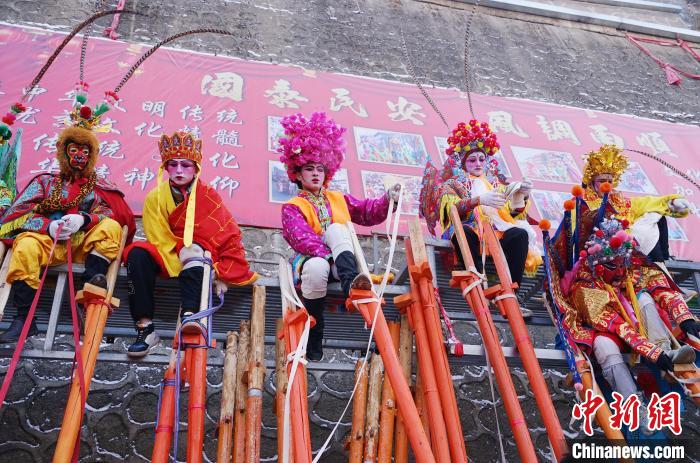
518 179 533 197
680 319 700 338
479 190 506 209
387 183 402 202
670 198 690 213
213 278 228 296
48 220 65 240
655 352 673 372
60 214 85 236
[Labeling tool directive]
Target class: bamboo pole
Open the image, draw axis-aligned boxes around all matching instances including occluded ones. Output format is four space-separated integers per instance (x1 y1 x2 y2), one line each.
218 331 240 463
480 222 568 461
413 364 430 443
377 321 400 463
407 220 468 463
393 278 450 462
274 319 288 463
244 286 266 463
233 320 250 463
448 205 537 462
363 353 384 462
393 315 414 463
53 225 128 463
348 358 369 463
0 244 12 322
349 290 437 463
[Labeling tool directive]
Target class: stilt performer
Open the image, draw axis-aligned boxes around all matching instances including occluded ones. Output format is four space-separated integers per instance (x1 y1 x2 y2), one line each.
420 118 541 318
0 86 133 342
581 144 694 298
124 130 258 356
279 112 400 361
544 187 698 433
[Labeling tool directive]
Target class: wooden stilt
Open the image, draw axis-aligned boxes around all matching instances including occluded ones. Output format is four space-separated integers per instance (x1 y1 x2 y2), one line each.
274 319 288 462
233 320 250 463
53 226 128 463
348 358 369 463
217 331 240 463
377 322 400 463
244 286 266 463
448 206 537 462
393 315 414 463
363 353 384 462
407 219 468 463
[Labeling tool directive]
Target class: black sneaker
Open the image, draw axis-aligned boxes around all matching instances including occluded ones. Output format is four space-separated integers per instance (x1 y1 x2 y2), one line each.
307 347 324 362
0 317 39 343
127 322 160 358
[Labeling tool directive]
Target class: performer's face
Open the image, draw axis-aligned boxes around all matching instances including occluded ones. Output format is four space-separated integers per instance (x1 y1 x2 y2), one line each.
600 259 625 286
65 142 91 171
166 159 197 187
463 151 486 176
297 163 325 193
592 174 614 195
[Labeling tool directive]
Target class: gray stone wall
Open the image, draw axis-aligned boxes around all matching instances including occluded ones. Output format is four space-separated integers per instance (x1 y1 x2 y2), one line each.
3 0 700 125
1 1 700 461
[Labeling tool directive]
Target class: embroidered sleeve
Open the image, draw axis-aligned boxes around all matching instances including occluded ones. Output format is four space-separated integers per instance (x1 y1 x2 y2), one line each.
281 204 331 258
0 176 53 236
344 193 390 226
82 190 114 231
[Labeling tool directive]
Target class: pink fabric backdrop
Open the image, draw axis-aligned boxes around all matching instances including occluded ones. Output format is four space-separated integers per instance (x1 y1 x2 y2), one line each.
1 23 699 258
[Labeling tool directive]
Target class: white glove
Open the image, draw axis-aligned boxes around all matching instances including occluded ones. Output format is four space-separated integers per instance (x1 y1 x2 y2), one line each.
387 183 402 202
60 214 85 236
48 220 65 240
670 198 690 213
518 179 533 196
213 278 228 296
478 190 507 209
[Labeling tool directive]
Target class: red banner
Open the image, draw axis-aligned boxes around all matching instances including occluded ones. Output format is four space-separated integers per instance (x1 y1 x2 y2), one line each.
1 23 699 258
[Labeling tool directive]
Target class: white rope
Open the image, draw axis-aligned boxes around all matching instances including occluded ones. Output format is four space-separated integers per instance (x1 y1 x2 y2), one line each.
493 293 517 302
312 186 404 462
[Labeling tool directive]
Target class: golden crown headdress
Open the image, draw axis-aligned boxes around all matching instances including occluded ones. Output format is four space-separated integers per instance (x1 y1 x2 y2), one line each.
582 144 629 187
158 131 203 166
61 82 117 133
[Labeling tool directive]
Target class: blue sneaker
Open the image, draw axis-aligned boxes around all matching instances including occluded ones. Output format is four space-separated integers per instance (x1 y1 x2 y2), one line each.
127 322 159 358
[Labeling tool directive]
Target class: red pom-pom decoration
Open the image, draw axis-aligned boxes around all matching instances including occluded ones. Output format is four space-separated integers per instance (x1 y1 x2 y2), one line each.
579 250 588 258
595 230 604 238
595 264 605 274
79 106 92 119
2 113 16 125
539 219 551 231
563 199 576 211
621 219 630 229
609 236 623 248
600 182 612 194
571 185 584 197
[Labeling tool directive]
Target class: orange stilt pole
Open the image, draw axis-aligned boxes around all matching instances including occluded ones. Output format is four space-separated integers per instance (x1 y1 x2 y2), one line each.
152 363 179 463
185 331 208 463
349 290 436 463
275 319 288 463
393 291 450 462
393 316 412 463
407 220 468 463
233 321 250 463
413 363 430 445
282 309 313 463
348 358 369 463
53 226 127 463
244 286 266 463
448 206 537 462
377 322 400 463
480 222 568 461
